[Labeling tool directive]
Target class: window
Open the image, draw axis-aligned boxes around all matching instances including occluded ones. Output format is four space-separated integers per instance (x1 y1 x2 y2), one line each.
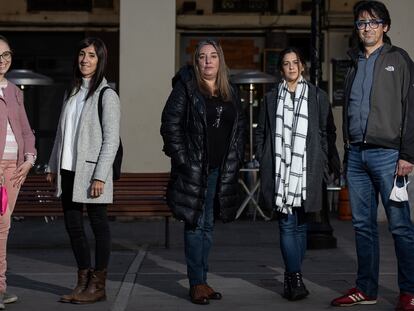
213 0 277 13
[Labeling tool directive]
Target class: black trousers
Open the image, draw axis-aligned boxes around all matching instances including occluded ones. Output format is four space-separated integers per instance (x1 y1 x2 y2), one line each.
60 169 111 270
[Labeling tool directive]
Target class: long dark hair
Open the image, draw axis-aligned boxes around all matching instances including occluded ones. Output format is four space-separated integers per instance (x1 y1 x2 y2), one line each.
352 1 391 49
277 47 307 78
0 35 10 47
192 39 232 101
68 37 108 101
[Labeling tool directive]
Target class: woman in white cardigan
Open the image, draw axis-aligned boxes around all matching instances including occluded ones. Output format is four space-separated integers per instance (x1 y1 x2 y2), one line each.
46 37 120 304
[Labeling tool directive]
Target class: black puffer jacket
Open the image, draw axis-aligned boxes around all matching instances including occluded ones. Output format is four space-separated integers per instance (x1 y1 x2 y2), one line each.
161 65 246 227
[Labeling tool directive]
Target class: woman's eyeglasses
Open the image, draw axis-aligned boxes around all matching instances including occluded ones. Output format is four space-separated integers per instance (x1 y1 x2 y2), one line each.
0 51 12 61
355 19 384 30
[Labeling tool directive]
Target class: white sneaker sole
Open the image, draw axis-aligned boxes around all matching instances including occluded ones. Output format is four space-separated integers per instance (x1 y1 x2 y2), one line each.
337 300 377 307
3 296 18 304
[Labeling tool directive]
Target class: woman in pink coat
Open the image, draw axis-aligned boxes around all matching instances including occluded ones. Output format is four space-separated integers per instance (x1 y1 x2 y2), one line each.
0 35 36 309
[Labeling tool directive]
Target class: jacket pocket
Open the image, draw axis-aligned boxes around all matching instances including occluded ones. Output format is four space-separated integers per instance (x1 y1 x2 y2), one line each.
85 160 97 164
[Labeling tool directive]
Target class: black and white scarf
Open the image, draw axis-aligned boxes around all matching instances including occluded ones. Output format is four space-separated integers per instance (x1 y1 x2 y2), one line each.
274 77 308 214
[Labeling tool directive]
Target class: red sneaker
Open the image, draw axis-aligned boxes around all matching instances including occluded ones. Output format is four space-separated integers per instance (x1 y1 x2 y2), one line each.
331 288 377 307
396 293 414 311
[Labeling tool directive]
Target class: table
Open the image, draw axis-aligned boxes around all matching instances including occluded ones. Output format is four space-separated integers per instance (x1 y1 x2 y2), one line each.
236 168 271 221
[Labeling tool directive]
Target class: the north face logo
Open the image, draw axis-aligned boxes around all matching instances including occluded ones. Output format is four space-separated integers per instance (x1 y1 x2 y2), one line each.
385 66 395 71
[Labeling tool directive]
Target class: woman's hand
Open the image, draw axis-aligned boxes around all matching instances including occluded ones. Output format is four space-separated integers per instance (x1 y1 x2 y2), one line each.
46 173 56 185
90 179 105 198
10 161 32 187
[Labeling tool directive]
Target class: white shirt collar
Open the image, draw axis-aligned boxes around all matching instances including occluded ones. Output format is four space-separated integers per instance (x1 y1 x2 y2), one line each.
81 77 90 90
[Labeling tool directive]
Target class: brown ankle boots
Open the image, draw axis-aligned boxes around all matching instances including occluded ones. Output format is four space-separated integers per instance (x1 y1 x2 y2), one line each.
189 285 209 305
202 284 222 300
189 284 222 304
71 269 107 304
60 269 91 303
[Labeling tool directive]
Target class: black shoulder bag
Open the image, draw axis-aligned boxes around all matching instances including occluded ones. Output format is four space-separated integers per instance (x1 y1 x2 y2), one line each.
98 86 123 181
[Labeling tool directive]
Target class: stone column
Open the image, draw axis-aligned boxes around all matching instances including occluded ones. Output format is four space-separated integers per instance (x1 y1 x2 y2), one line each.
119 0 175 172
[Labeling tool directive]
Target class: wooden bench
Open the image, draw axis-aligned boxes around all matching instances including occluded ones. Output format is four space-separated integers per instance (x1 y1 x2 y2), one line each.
14 172 172 248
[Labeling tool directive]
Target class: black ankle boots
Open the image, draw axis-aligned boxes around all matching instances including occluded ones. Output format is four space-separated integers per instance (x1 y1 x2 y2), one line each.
283 271 309 301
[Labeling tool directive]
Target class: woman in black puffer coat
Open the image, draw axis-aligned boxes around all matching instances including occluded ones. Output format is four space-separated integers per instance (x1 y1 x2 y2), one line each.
160 40 245 305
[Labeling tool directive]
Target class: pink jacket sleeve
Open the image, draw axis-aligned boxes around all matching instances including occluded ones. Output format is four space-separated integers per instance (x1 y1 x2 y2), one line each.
16 88 36 157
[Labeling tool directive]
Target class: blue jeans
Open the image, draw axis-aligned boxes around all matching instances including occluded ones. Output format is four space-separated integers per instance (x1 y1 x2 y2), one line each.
347 145 414 297
279 212 307 273
184 169 219 286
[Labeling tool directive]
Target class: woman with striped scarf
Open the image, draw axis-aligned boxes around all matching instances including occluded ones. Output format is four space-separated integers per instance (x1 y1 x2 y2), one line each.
256 47 335 301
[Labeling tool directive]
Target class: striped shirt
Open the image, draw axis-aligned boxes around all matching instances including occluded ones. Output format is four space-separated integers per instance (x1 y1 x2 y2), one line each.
3 121 18 160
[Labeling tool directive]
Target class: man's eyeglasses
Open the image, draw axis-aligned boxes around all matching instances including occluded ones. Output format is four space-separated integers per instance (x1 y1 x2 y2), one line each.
0 51 12 61
355 19 384 30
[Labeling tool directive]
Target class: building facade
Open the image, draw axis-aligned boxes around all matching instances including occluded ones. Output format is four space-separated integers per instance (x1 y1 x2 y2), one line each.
1 0 413 175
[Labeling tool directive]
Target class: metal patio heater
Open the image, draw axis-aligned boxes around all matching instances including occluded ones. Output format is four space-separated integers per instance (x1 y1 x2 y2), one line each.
231 70 276 161
231 70 276 220
6 69 53 86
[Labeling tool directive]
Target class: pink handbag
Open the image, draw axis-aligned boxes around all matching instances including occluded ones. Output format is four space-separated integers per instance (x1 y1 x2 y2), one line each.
0 177 7 216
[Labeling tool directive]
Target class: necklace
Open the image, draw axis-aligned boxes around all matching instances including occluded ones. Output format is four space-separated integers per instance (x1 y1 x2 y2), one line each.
287 84 296 92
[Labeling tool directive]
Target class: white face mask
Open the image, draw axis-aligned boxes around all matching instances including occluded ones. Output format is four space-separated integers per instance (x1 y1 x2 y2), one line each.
389 176 410 202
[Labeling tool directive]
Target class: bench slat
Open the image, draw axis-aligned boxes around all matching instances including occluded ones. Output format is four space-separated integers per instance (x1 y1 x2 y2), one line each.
14 173 172 248
14 172 171 217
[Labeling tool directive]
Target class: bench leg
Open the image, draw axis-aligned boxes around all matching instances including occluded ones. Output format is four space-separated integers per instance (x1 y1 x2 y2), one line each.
165 216 170 249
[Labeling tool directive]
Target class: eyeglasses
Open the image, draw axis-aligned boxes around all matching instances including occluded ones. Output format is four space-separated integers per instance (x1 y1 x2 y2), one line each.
355 19 384 30
0 51 12 61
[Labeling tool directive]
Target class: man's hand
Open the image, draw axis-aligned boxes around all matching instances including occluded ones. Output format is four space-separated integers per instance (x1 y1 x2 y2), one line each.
10 161 32 187
90 180 105 198
397 159 414 176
